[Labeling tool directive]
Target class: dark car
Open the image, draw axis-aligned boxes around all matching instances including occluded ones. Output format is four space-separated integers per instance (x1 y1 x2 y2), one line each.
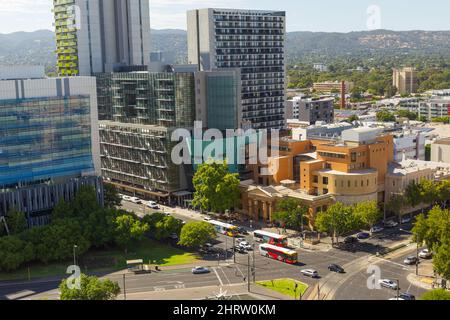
237 227 249 235
357 232 370 240
328 264 345 273
344 236 358 244
233 246 247 254
399 293 416 300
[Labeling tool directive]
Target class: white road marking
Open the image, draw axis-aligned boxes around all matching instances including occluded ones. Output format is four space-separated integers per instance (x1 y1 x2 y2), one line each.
212 267 224 286
220 267 231 285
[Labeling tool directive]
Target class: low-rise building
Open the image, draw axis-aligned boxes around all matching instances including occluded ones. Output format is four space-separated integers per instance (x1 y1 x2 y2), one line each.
419 98 450 120
431 137 450 163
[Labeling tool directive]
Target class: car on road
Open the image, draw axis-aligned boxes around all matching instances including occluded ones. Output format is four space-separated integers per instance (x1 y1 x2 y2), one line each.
163 212 171 217
388 297 405 300
300 269 319 278
237 227 249 235
344 236 358 244
399 293 415 300
357 232 370 240
328 264 345 273
233 246 247 254
419 249 432 259
122 195 132 201
235 237 246 244
203 217 212 221
370 226 384 233
192 266 210 274
147 201 160 210
384 220 399 228
239 241 253 251
169 233 179 241
379 279 398 290
401 216 412 224
403 256 418 265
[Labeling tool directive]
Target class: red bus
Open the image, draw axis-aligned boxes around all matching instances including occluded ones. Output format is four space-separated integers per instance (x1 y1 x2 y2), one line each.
259 243 298 264
253 230 288 247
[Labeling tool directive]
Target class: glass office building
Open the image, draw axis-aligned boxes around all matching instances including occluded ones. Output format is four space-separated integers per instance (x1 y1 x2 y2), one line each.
0 74 102 226
0 96 94 187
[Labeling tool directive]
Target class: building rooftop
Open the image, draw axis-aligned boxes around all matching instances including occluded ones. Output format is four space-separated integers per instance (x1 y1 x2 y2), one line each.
433 137 450 146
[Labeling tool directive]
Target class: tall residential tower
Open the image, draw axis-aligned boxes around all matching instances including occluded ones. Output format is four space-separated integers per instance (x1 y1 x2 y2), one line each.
53 0 151 76
187 8 286 130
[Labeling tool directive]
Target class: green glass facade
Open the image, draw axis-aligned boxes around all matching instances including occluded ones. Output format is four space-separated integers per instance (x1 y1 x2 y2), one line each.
206 74 239 131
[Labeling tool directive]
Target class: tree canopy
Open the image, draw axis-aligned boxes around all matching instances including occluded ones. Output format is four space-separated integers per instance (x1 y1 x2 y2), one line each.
59 274 121 300
192 161 240 213
272 198 309 231
178 222 216 248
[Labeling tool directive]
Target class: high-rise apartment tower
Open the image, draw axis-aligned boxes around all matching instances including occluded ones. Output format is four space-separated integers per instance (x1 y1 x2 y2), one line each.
53 0 151 76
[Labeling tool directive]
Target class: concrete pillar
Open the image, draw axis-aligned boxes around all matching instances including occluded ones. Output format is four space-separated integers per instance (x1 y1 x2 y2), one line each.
263 202 268 223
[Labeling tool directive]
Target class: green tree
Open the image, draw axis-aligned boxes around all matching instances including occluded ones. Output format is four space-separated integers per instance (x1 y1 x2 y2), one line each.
71 186 102 219
353 201 382 229
178 222 216 248
104 184 122 208
434 240 450 281
436 180 450 209
192 161 240 213
59 274 120 300
385 194 407 222
142 212 166 234
114 214 149 251
396 109 417 120
376 110 396 122
52 199 74 221
82 208 117 248
405 182 422 208
347 115 359 122
272 198 309 231
5 208 28 235
154 216 184 241
425 144 431 161
315 203 358 244
420 289 450 300
0 236 34 272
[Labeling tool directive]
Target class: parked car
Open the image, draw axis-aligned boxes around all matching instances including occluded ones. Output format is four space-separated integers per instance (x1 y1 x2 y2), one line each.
379 279 398 290
401 216 412 224
122 195 132 202
130 197 142 204
419 249 432 259
147 201 160 210
300 269 319 278
388 297 405 300
403 256 418 265
344 236 358 244
328 264 345 273
203 217 212 221
384 220 399 228
399 293 415 300
370 226 384 233
357 232 370 240
163 212 171 217
235 237 246 244
192 267 210 274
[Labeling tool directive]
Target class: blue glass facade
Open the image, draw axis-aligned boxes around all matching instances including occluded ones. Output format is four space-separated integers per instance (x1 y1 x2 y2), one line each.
0 95 94 188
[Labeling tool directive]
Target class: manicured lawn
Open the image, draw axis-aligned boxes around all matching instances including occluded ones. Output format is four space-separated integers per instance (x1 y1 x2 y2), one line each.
0 238 200 281
257 278 308 298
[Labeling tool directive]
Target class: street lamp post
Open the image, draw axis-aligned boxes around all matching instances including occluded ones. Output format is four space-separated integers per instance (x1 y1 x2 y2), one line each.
416 242 419 276
73 245 78 267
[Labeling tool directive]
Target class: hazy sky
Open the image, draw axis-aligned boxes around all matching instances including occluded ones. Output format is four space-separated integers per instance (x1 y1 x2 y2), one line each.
0 0 449 34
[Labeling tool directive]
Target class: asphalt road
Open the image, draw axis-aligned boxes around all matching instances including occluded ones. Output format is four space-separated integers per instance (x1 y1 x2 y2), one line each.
0 201 425 300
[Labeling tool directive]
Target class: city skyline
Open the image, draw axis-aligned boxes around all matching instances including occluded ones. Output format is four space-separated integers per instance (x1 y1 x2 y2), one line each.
1 0 450 34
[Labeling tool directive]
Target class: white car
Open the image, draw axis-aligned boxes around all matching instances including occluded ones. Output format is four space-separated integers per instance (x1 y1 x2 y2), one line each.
389 297 405 300
401 216 412 224
130 197 142 204
379 279 398 290
239 241 252 251
419 249 432 259
235 237 246 244
147 201 160 209
203 217 212 221
122 195 132 201
384 220 399 228
300 269 319 278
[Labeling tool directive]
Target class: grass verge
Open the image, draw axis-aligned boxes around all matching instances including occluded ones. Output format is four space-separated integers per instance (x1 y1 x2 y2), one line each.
256 278 308 298
0 238 199 281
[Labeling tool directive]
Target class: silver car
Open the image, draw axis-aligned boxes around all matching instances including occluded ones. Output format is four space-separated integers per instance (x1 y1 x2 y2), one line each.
300 269 319 278
379 279 398 290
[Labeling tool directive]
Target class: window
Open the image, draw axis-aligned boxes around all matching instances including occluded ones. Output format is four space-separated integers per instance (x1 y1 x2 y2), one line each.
323 188 329 195
348 181 351 187
351 152 357 162
313 175 318 183
323 177 329 185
